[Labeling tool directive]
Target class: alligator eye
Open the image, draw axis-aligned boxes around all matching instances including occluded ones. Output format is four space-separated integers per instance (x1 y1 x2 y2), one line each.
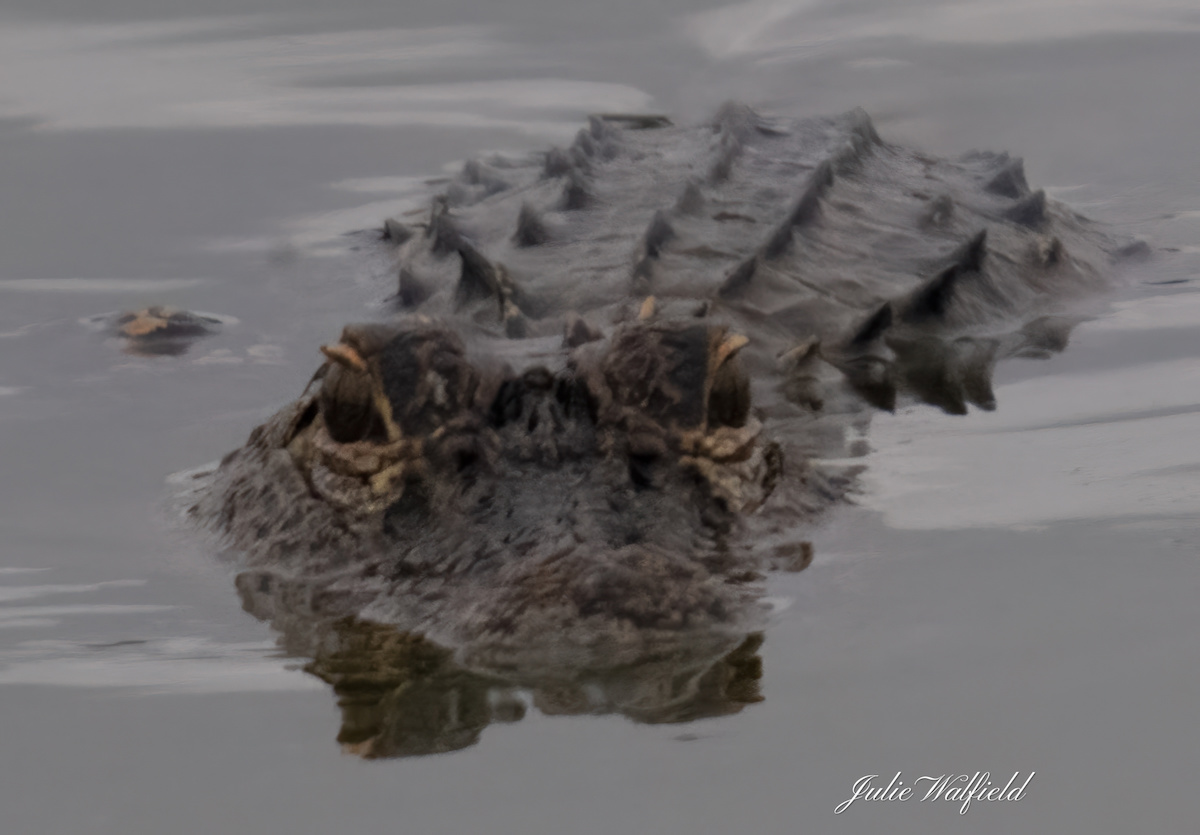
319 361 388 443
708 345 751 429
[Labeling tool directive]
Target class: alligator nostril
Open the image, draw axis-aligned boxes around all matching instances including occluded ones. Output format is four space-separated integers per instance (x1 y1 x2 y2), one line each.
489 379 525 428
628 454 656 488
555 376 596 423
456 448 479 473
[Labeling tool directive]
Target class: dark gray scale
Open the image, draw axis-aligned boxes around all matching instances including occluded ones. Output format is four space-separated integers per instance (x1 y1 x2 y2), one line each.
985 157 1030 198
427 200 465 256
848 303 894 348
902 230 989 324
543 147 572 179
921 194 956 228
396 268 431 309
717 257 757 300
560 169 592 211
382 218 413 244
829 108 882 174
674 181 705 215
707 132 742 183
1004 189 1047 228
761 161 835 260
455 243 504 310
642 211 676 259
573 128 598 159
513 203 549 248
711 101 765 143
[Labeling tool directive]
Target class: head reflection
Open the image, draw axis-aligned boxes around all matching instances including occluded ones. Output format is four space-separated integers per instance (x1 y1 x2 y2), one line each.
284 616 764 759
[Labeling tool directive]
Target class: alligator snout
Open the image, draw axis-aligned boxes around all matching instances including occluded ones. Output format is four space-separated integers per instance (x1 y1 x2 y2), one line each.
271 317 781 603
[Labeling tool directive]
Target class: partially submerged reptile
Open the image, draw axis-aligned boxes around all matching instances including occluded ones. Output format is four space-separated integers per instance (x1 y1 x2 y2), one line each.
88 306 224 356
189 103 1127 702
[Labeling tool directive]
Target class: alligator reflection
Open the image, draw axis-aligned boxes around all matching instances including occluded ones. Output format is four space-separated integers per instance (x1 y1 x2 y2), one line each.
270 614 764 759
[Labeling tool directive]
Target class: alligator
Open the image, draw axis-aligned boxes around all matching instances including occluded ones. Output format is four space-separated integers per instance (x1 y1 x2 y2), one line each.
187 103 1127 714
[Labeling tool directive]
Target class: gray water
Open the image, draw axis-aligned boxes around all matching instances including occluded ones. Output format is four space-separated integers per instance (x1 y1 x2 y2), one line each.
3 2 1200 833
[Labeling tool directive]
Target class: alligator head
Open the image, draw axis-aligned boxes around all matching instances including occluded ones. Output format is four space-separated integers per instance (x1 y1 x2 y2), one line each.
196 314 789 658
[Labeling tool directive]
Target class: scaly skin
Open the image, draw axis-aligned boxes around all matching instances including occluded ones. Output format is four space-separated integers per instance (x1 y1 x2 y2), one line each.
188 103 1127 668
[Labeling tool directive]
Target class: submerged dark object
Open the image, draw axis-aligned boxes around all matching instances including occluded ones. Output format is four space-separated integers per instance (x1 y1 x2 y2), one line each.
188 104 1127 742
